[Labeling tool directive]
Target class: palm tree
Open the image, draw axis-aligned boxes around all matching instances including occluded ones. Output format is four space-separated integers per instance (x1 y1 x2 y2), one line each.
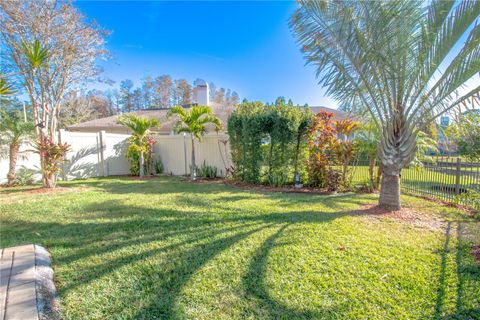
355 121 381 191
291 1 480 210
169 105 222 180
117 114 160 178
0 109 35 185
20 39 54 187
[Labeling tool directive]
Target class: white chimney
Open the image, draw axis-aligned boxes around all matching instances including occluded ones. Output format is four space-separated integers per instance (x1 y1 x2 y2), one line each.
193 79 209 106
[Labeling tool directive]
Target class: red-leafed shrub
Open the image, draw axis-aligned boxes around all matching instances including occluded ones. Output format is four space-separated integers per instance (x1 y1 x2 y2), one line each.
307 111 358 190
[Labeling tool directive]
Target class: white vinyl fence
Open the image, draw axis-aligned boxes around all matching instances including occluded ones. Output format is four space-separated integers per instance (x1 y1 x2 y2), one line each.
0 130 231 183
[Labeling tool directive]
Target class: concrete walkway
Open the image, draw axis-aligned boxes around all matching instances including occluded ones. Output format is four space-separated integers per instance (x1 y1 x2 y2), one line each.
1 245 58 320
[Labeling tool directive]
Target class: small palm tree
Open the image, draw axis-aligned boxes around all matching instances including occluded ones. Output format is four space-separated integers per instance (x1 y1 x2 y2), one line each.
117 114 160 178
169 105 222 180
0 109 35 185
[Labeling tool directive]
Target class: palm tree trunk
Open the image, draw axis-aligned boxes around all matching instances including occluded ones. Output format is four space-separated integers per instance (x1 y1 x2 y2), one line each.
43 174 56 188
191 137 196 180
139 149 145 178
378 165 401 210
7 143 20 186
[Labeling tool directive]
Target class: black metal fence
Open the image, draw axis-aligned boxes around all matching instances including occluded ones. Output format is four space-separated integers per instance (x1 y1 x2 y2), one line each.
351 156 480 211
401 157 480 210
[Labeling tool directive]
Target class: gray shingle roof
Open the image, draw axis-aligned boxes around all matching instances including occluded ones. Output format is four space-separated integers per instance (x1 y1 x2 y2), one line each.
67 104 351 133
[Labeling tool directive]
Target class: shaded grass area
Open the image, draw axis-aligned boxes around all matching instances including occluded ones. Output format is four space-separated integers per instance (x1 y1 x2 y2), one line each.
1 177 479 319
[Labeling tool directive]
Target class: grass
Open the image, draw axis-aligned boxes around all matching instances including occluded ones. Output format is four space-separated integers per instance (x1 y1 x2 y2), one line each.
1 176 479 320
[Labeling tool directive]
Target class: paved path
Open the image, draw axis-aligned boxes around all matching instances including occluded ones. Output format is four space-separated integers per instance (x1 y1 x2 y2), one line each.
1 244 58 320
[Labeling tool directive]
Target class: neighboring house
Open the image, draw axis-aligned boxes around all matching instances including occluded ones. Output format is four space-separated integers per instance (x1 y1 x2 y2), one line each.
68 80 351 134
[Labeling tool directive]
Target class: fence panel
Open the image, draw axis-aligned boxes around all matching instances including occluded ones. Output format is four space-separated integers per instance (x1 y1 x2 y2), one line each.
103 132 130 176
61 130 103 179
153 133 231 176
352 156 480 210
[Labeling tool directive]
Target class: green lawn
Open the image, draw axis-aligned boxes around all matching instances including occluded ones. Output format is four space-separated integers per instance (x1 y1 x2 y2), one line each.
1 177 479 320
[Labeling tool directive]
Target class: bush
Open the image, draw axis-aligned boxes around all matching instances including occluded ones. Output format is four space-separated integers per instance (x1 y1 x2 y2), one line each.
154 158 164 174
455 189 480 210
126 135 156 175
326 169 343 192
197 161 218 179
14 167 35 186
307 111 358 190
228 100 311 186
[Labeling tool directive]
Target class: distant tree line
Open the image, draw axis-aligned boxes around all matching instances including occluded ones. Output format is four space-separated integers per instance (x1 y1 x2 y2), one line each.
117 76 239 112
54 77 239 128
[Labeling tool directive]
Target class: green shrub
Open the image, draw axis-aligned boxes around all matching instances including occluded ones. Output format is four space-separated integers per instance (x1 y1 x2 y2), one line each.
154 158 164 174
14 167 35 186
126 135 156 176
228 100 311 186
326 169 343 192
197 161 218 179
455 189 480 210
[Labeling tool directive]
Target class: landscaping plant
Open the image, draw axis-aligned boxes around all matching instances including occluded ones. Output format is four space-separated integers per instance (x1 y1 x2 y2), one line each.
154 158 164 175
307 111 337 188
197 161 218 179
34 136 70 188
117 114 159 177
291 0 480 209
228 100 312 186
14 167 35 186
332 119 359 189
169 105 222 180
1 0 108 187
227 101 265 183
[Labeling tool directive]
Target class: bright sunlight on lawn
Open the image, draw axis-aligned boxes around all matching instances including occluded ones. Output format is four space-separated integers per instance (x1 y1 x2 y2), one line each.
1 177 479 319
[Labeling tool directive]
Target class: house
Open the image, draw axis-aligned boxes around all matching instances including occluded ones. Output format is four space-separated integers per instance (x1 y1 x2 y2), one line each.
67 80 351 134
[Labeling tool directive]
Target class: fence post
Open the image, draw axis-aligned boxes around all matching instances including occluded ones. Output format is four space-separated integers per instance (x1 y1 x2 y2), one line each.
183 133 188 176
455 157 461 195
99 130 107 177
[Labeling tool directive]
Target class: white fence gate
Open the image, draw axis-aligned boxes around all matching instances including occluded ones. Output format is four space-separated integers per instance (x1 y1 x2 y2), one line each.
0 131 231 183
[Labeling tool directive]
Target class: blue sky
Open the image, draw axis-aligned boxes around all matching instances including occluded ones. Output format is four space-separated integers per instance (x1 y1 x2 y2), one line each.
76 1 338 107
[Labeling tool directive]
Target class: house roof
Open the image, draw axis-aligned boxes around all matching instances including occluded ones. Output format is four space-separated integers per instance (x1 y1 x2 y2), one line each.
67 104 351 133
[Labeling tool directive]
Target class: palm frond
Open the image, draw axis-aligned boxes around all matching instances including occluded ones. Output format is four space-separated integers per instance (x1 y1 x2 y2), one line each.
0 77 15 96
291 0 479 170
168 105 223 140
117 113 159 141
21 39 49 70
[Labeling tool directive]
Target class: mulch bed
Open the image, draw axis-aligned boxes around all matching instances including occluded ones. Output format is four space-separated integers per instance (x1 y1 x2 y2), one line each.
354 203 445 231
223 180 335 195
1 186 89 195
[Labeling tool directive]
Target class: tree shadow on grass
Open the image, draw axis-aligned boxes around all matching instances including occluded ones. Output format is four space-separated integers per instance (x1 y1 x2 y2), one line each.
0 177 410 319
241 224 343 319
433 221 480 319
2 196 369 319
